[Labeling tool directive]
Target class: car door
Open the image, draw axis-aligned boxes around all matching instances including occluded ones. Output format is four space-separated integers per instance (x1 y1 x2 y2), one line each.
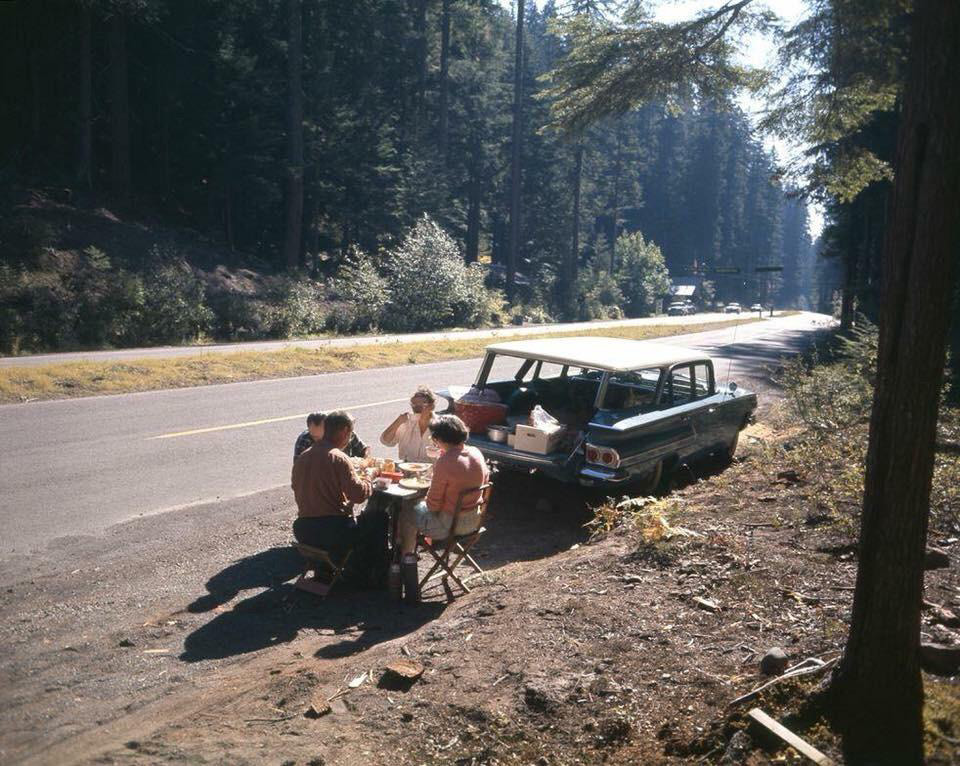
665 362 718 460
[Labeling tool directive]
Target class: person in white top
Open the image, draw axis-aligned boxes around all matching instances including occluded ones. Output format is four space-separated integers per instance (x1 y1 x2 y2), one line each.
380 386 438 462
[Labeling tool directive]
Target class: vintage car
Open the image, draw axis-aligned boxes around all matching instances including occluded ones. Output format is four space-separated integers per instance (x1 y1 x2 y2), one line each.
667 301 693 316
724 302 742 314
439 337 757 491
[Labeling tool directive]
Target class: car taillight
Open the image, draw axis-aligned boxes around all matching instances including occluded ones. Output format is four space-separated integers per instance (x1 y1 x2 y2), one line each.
584 444 620 469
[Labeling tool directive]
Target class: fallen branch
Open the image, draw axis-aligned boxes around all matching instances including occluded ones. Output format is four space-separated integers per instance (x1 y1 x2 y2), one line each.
728 656 839 708
748 708 834 764
244 713 297 724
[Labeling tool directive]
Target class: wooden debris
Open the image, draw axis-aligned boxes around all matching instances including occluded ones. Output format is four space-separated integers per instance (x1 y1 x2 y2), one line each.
347 672 368 688
693 596 720 612
383 659 424 682
304 695 332 719
748 708 834 764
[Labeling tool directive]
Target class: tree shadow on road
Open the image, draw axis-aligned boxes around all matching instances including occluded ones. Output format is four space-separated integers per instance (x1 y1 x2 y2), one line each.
181 581 444 663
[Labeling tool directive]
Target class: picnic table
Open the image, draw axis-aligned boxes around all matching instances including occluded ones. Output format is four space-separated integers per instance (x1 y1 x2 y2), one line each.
371 481 427 553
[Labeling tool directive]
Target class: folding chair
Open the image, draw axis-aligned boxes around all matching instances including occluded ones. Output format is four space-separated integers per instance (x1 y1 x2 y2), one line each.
293 542 353 597
418 483 492 598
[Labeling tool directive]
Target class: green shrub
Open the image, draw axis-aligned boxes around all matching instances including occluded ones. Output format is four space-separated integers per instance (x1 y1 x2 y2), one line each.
328 248 390 332
140 262 213 344
576 264 624 320
273 280 327 337
614 232 671 317
382 215 496 332
778 321 878 434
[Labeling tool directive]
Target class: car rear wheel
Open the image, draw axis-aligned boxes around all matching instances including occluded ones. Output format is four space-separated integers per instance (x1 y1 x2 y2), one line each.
723 430 740 463
630 460 663 495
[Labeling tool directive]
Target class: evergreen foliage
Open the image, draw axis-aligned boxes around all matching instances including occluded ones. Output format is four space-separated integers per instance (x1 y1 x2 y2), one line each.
0 0 819 352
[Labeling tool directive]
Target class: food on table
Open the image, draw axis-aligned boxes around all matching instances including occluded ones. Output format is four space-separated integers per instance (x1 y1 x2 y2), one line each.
398 462 430 477
399 477 431 490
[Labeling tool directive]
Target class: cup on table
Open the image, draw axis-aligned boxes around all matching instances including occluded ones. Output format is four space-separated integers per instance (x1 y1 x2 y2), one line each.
425 445 441 460
374 477 391 491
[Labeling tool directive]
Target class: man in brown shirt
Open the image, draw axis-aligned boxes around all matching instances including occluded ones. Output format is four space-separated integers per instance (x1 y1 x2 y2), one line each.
291 411 387 587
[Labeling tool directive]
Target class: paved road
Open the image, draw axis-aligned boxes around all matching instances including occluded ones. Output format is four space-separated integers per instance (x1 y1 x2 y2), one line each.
0 312 832 558
0 311 767 368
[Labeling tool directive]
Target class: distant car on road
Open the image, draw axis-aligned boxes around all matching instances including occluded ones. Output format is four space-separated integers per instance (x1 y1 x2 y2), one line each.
667 301 694 316
750 303 763 312
683 301 697 315
724 303 742 314
439 337 757 492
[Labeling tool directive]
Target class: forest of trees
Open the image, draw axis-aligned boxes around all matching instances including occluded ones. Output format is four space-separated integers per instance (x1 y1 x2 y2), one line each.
0 0 823 353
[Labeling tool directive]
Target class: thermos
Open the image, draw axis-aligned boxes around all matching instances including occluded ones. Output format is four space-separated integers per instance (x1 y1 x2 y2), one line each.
388 562 402 600
402 556 420 604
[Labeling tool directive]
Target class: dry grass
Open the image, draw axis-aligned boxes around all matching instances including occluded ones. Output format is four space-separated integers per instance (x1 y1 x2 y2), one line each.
0 318 767 404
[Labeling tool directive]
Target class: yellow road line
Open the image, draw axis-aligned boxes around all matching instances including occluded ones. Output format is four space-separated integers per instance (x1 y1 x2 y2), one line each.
149 397 409 440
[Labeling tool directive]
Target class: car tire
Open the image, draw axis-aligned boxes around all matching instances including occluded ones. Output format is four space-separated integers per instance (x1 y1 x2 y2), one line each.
722 430 740 463
631 460 663 495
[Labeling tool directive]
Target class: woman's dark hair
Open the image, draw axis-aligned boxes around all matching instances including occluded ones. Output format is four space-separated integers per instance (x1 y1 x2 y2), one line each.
429 414 469 445
306 412 326 427
324 410 354 439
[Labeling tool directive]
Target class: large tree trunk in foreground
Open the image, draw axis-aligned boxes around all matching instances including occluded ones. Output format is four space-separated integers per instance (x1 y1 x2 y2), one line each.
834 2 960 763
507 0 524 302
109 12 131 201
282 0 304 271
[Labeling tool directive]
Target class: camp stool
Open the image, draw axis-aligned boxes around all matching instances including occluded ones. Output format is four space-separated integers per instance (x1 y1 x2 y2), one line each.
293 542 353 597
417 483 492 599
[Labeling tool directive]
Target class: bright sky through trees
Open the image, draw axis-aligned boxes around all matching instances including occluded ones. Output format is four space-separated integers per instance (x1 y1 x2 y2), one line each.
508 0 824 235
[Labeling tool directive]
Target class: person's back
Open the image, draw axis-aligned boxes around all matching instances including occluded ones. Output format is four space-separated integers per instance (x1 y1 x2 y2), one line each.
292 440 370 519
290 411 385 587
427 444 488 516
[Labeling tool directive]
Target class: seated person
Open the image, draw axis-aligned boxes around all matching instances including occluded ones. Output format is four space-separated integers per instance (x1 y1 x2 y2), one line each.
294 412 371 462
397 415 489 560
291 411 387 586
379 386 437 463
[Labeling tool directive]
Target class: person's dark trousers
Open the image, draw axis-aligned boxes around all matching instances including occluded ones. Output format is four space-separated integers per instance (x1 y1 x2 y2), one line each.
293 508 388 588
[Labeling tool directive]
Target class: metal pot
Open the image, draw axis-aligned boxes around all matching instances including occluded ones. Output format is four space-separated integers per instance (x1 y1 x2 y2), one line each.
487 425 510 443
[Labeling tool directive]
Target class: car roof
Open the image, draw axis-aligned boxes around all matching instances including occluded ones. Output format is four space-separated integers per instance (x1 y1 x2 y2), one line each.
484 336 709 372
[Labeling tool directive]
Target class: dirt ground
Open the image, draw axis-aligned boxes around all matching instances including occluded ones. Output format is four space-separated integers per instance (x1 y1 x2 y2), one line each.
4 377 960 765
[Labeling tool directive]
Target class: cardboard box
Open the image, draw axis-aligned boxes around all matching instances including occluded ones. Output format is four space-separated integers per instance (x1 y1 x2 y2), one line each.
513 424 564 455
507 433 517 448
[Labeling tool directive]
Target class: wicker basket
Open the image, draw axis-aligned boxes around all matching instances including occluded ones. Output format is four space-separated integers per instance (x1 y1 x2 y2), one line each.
455 400 508 434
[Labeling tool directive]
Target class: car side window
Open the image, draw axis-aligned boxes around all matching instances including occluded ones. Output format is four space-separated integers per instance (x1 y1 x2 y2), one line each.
691 362 712 399
666 365 695 406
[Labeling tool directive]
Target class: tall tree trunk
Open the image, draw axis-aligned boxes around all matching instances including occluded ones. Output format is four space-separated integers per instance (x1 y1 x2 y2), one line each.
610 123 622 272
567 139 584 317
282 0 304 271
109 12 131 201
466 154 481 264
415 0 428 135
438 0 451 155
833 2 960 763
949 281 960 404
507 0 524 301
77 2 93 190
